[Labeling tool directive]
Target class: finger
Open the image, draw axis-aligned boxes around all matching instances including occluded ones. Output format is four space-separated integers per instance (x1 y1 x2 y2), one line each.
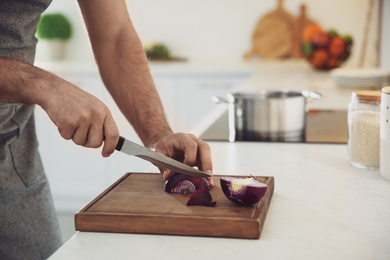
162 168 173 180
192 139 214 187
58 126 75 140
204 170 214 187
85 124 104 148
196 139 213 173
153 151 172 179
101 114 119 157
72 125 90 146
182 135 214 187
180 135 199 166
195 140 214 187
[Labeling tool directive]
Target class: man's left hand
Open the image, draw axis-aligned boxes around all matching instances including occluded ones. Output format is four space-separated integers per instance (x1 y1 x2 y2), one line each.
151 133 214 187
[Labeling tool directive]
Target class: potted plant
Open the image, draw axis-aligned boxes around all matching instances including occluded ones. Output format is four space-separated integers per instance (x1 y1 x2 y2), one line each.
36 13 72 60
145 43 171 60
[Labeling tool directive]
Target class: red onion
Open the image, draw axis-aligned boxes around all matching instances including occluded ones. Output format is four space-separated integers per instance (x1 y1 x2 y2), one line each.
164 172 210 193
220 176 268 206
187 187 216 207
164 172 215 207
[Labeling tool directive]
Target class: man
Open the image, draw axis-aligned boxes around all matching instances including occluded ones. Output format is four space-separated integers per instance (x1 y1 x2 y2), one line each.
0 0 214 259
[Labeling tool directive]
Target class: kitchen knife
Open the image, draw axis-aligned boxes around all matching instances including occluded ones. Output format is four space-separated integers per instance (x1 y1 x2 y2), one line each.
115 136 211 178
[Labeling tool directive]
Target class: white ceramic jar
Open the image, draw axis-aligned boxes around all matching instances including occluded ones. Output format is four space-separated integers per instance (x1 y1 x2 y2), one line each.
380 86 390 180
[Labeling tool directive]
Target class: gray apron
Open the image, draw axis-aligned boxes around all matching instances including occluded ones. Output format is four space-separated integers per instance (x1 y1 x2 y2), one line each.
0 0 63 259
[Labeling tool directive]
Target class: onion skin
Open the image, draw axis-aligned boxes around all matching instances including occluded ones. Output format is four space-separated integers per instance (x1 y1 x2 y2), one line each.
164 172 215 207
220 176 268 206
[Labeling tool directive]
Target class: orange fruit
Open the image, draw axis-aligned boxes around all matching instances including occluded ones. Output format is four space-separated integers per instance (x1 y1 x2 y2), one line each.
311 31 330 47
303 24 323 42
329 37 346 58
310 49 328 68
327 57 340 69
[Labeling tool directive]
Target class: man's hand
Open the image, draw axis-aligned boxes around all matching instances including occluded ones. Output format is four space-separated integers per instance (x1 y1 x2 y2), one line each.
0 58 119 157
151 133 214 187
41 80 119 157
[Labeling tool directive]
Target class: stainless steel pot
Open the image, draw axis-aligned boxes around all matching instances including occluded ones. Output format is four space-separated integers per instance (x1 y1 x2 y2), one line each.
213 89 321 142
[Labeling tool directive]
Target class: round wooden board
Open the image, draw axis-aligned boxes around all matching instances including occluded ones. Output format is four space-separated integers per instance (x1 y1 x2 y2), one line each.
250 18 294 58
245 0 296 59
290 4 317 58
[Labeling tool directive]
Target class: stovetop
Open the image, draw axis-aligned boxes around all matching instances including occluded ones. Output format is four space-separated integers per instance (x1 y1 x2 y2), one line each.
200 110 348 144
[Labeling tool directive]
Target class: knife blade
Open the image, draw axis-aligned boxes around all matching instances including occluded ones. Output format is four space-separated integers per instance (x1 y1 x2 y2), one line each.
115 136 211 178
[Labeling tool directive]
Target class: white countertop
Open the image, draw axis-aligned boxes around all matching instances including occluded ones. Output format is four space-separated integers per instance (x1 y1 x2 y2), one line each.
49 142 390 260
47 60 390 259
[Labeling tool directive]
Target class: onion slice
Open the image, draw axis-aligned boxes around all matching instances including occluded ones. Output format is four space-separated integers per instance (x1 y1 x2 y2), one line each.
164 172 215 207
186 187 216 207
220 176 268 206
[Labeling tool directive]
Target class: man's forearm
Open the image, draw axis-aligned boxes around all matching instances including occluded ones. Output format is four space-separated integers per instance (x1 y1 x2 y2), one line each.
0 58 53 106
77 0 213 181
78 0 173 147
0 57 120 155
96 35 173 147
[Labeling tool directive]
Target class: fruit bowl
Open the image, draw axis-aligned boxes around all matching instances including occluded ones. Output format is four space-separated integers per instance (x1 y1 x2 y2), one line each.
302 25 353 70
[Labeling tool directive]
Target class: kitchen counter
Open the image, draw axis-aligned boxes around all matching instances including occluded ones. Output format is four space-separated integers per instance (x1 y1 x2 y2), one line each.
49 142 390 260
48 60 390 259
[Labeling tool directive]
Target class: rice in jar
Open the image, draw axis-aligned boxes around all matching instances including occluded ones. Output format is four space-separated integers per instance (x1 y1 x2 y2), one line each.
348 90 381 169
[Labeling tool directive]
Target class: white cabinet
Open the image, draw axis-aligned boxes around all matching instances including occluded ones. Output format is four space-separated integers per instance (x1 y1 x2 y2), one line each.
153 74 249 132
152 77 177 130
174 76 246 132
35 62 251 213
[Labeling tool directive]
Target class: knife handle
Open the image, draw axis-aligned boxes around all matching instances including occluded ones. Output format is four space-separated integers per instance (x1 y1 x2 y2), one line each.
115 136 125 151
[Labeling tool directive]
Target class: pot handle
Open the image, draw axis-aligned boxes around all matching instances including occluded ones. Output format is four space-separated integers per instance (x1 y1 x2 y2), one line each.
302 91 322 101
212 96 230 104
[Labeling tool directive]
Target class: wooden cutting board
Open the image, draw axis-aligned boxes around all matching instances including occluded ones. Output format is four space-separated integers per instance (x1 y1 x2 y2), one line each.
290 4 317 58
244 0 296 59
75 173 274 239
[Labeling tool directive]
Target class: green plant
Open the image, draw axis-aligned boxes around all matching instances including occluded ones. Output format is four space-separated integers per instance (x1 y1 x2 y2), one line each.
36 13 72 41
145 43 170 58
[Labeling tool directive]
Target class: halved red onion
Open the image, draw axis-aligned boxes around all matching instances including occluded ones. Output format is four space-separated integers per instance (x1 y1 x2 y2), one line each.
164 172 210 193
220 176 268 206
164 172 215 207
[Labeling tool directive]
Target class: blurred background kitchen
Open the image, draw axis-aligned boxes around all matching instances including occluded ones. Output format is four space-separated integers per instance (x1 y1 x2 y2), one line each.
37 0 388 67
33 0 390 242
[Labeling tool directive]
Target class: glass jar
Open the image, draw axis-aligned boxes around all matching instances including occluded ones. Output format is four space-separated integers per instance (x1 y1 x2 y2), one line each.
348 90 381 169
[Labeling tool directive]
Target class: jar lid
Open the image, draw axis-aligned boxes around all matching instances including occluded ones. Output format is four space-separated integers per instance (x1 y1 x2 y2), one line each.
382 86 390 94
353 90 382 101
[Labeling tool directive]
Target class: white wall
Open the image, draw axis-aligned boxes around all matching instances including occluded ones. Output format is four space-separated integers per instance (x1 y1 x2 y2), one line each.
380 0 390 71
36 0 384 67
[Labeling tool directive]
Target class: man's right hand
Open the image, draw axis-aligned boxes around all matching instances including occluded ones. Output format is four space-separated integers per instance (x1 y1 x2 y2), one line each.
40 80 119 157
0 58 119 157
